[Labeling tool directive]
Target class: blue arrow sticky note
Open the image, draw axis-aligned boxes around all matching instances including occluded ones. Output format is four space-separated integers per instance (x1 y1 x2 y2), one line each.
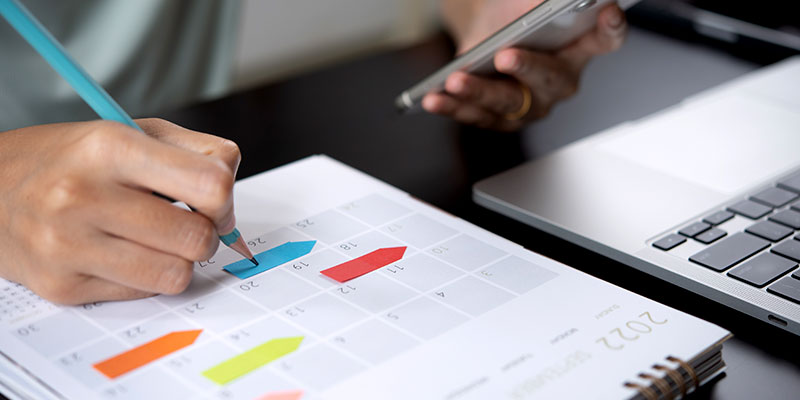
224 241 316 279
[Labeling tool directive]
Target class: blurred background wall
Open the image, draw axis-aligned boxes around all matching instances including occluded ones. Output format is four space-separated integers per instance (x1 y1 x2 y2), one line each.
232 0 441 90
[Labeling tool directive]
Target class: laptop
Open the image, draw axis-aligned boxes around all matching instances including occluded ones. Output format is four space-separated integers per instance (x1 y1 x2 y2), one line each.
474 55 800 335
630 0 800 62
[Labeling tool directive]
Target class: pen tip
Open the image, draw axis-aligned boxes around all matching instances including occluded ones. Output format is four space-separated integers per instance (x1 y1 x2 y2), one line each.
250 258 259 266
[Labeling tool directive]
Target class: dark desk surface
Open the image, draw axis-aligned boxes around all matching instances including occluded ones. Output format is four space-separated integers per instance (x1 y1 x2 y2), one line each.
161 28 800 399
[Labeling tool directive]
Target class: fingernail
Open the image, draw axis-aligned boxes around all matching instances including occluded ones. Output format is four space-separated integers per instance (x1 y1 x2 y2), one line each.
498 52 520 72
607 9 624 29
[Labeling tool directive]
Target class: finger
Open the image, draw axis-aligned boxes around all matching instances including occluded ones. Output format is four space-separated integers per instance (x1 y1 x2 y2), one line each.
136 118 241 176
91 185 219 261
86 233 195 295
451 101 498 128
134 118 240 241
558 4 627 70
108 127 236 233
426 93 498 127
443 71 525 115
422 92 460 115
495 48 578 101
423 92 524 132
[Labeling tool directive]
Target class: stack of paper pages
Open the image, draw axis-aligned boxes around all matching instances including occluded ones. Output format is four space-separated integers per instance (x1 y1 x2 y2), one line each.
0 156 730 399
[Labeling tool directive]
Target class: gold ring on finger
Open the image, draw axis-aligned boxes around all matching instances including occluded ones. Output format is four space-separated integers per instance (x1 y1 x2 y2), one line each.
504 82 532 121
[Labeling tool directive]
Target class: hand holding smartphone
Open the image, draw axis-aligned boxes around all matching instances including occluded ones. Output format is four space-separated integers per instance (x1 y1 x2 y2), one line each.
396 0 640 113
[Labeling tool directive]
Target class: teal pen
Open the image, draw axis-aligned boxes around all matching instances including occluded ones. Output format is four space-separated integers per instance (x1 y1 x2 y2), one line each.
0 0 258 266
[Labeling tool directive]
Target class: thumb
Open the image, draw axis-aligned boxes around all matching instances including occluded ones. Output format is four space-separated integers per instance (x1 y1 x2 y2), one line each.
135 118 240 235
558 4 628 71
136 118 242 177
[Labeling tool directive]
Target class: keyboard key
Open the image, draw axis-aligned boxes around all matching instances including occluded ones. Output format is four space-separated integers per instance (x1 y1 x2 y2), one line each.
695 228 726 244
773 240 800 262
703 210 734 226
767 276 800 304
690 233 769 272
745 221 793 242
792 201 800 212
750 187 799 208
679 222 711 238
728 253 796 288
778 172 800 193
727 200 772 219
653 234 686 251
769 209 800 230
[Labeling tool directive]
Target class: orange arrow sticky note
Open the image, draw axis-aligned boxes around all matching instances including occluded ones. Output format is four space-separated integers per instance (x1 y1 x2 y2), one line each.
93 329 202 379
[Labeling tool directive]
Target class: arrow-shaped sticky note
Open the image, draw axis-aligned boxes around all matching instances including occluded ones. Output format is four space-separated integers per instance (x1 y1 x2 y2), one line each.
224 241 316 279
93 329 202 379
321 247 407 283
256 389 304 400
203 336 304 385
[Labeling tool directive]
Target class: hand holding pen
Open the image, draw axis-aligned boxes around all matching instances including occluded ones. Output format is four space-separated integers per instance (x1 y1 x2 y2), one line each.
0 0 256 304
0 119 250 304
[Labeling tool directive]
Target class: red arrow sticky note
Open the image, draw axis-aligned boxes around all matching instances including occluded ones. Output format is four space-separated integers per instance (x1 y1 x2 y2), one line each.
321 247 406 282
93 330 202 379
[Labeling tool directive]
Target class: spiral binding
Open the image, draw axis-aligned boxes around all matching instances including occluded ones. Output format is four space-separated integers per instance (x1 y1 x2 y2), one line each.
653 364 685 397
624 382 658 400
623 355 699 400
639 373 671 398
667 356 700 390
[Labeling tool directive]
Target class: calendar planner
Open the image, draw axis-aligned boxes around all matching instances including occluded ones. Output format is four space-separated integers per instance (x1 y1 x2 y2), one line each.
0 156 730 399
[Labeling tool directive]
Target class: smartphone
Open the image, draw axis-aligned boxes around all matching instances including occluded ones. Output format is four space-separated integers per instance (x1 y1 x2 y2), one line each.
395 0 641 112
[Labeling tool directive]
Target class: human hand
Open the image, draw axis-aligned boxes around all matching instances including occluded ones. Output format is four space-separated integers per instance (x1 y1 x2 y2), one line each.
426 2 628 131
0 118 241 304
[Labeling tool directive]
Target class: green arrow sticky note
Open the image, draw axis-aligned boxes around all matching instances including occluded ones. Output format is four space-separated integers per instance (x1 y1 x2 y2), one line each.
203 336 304 385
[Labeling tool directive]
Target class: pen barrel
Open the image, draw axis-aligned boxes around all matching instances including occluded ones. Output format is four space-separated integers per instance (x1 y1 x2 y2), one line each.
0 0 141 131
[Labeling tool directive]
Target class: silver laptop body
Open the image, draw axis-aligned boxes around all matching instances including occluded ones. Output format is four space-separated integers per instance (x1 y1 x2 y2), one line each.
474 56 800 335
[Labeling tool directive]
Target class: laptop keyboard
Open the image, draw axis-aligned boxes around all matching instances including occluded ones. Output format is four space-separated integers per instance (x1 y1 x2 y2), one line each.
654 171 800 304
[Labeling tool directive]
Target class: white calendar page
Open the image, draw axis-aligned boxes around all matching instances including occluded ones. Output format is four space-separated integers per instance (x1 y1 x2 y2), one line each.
0 156 730 400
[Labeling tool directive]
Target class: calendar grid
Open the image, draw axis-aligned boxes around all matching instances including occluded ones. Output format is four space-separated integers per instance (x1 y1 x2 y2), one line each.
2 192 562 399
